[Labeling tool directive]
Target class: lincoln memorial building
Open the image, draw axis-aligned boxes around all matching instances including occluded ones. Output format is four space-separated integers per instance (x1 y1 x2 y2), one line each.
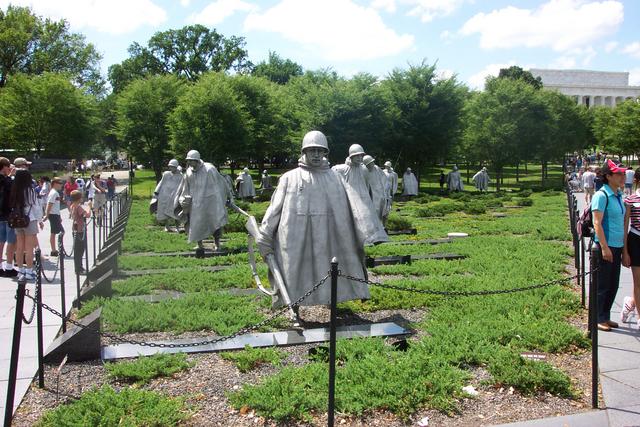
529 69 640 108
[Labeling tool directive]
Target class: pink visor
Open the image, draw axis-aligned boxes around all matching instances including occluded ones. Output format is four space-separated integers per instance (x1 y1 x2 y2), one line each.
607 159 626 174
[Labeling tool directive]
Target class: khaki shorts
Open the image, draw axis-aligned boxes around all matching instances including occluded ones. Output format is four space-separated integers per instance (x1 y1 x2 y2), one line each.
585 187 595 195
14 220 39 236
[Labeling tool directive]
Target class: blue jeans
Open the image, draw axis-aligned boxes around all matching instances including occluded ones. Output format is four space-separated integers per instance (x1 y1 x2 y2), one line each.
595 245 622 323
0 221 16 244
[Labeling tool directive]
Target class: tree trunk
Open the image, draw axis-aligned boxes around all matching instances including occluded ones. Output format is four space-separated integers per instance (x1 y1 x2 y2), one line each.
466 162 470 183
496 168 502 191
516 163 519 182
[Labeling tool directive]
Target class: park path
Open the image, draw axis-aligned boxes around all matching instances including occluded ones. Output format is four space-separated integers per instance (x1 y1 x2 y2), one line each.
0 170 129 425
498 192 640 427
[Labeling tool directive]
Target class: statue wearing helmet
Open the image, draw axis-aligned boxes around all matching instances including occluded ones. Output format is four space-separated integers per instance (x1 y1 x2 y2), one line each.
255 131 372 322
363 155 391 224
332 144 388 245
383 161 398 196
447 165 464 192
402 168 418 196
236 167 256 199
152 158 183 231
260 169 273 191
472 167 490 192
174 150 235 250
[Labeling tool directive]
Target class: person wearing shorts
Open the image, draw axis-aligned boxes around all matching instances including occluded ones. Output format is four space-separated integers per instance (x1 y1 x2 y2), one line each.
42 178 65 257
10 169 42 282
625 167 635 195
622 167 640 328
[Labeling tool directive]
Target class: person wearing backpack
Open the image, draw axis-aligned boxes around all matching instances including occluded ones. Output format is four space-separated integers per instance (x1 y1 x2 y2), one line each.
621 167 640 328
592 159 627 331
0 157 18 277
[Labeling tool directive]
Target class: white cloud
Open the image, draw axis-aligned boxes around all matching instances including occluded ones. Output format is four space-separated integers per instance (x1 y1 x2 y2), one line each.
244 0 414 61
550 56 576 69
189 0 257 26
405 0 465 22
370 0 465 21
0 0 167 34
460 0 623 51
605 41 618 52
467 61 516 90
370 0 396 13
180 0 191 6
629 68 640 86
622 42 640 58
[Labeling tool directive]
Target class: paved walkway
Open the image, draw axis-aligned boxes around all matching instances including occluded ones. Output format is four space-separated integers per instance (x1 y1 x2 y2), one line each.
498 191 640 427
0 171 129 425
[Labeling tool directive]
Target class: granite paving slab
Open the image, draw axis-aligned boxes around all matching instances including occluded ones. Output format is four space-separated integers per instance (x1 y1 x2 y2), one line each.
101 322 409 361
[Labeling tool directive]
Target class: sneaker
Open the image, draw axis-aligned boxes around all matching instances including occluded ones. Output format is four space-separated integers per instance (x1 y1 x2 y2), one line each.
4 268 18 277
17 271 25 281
621 296 635 323
50 250 59 257
0 269 6 277
23 271 36 281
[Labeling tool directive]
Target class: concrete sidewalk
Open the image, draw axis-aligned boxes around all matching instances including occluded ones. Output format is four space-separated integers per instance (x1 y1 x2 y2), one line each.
497 191 640 427
0 172 129 425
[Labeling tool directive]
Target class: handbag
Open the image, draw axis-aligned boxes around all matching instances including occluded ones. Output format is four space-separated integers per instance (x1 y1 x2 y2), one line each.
8 206 31 229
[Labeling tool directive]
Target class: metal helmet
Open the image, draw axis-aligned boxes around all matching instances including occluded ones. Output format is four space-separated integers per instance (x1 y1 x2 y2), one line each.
243 167 249 173
301 131 329 153
384 161 392 168
363 155 375 166
348 144 365 158
407 167 412 172
262 170 267 174
168 159 179 168
186 150 201 161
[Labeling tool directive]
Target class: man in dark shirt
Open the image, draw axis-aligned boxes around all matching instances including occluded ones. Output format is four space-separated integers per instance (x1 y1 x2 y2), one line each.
0 157 17 277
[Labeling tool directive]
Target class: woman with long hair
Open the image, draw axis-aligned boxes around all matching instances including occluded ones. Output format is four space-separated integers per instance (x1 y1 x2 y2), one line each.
9 169 42 281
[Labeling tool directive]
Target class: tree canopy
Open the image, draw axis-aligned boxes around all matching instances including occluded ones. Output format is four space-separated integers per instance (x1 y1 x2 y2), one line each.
0 5 103 94
108 25 251 93
252 51 303 85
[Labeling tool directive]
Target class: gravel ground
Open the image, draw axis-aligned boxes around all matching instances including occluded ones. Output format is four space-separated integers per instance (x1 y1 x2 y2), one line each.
12 262 599 426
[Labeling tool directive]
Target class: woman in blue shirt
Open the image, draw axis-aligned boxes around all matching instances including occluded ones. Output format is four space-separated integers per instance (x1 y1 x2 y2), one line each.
592 159 627 331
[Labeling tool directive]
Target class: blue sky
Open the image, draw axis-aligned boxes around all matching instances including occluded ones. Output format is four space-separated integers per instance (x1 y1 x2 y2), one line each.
2 0 639 88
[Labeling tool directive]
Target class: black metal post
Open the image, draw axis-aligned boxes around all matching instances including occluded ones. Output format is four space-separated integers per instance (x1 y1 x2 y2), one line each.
580 237 586 308
35 250 44 388
328 257 339 427
589 245 600 409
98 210 102 251
109 200 113 233
75 232 82 309
4 279 26 427
57 235 66 333
84 222 89 273
92 213 96 265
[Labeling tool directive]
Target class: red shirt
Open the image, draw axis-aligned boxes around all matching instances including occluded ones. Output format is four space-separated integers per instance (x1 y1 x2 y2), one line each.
64 181 78 196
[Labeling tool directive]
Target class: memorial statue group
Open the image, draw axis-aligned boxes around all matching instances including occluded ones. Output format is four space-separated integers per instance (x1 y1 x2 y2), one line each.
151 131 490 322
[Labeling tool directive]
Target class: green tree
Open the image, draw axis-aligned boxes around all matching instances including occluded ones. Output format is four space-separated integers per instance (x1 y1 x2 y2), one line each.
0 72 98 156
228 75 289 168
108 25 251 93
498 65 543 90
115 75 184 180
596 100 640 158
380 62 467 178
168 72 249 168
0 5 103 94
252 51 303 85
463 78 547 190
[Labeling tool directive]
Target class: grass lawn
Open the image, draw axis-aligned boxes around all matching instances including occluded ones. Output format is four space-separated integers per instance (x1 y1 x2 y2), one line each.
63 165 586 424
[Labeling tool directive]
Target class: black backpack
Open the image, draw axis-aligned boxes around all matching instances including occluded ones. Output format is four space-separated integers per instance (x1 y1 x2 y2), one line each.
577 189 608 239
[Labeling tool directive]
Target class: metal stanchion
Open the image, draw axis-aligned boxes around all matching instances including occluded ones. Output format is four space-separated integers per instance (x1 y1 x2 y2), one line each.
589 245 600 409
35 250 44 388
328 257 338 427
109 200 113 233
580 237 586 308
74 231 82 310
57 235 66 333
98 210 103 251
92 213 97 265
4 279 27 427
84 221 89 273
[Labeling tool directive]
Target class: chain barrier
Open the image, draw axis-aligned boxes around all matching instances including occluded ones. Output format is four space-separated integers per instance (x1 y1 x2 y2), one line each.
341 269 596 297
25 274 330 349
21 289 36 324
40 261 60 283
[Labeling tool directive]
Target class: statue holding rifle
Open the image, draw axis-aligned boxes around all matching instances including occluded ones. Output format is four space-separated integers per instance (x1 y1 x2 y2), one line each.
248 131 372 324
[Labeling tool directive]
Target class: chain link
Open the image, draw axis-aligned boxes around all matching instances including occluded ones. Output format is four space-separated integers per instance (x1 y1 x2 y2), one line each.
341 269 596 297
25 274 329 349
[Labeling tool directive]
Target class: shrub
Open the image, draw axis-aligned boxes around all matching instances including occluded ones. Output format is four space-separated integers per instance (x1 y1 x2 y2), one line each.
36 385 188 426
413 194 441 204
448 192 471 202
484 199 503 208
105 353 193 385
416 199 464 217
516 198 534 207
463 201 486 215
518 189 533 198
386 214 413 231
221 345 286 372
